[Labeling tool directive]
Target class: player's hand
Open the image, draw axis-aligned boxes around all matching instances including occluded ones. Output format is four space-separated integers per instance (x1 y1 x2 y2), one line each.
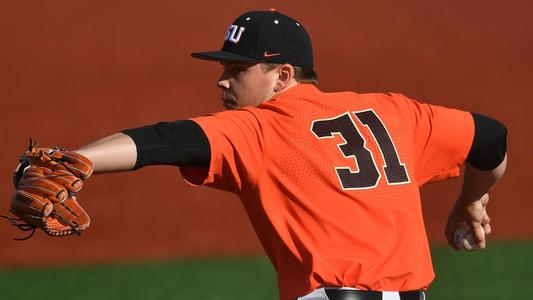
445 193 491 251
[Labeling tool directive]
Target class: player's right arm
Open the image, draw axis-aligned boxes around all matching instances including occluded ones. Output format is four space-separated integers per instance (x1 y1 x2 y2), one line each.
74 120 211 174
445 113 508 250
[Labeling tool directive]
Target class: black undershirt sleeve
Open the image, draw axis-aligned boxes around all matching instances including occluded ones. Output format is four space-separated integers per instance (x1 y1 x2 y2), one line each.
466 113 507 171
121 120 211 170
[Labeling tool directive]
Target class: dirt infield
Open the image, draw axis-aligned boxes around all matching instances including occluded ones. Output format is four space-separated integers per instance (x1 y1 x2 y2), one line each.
1 0 531 267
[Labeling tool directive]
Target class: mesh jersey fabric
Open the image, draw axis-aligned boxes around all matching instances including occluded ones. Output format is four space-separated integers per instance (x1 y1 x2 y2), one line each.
180 84 474 300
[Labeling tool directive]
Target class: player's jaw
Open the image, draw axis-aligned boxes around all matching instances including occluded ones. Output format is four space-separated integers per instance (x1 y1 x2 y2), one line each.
217 61 278 110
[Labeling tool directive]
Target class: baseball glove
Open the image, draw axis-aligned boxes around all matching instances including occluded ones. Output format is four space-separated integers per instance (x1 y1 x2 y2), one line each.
1 139 93 240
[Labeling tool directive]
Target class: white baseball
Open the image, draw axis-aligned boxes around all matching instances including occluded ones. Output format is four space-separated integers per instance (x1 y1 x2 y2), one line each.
453 223 484 251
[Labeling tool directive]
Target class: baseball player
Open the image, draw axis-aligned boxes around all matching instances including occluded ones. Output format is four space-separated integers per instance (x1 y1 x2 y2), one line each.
8 9 507 300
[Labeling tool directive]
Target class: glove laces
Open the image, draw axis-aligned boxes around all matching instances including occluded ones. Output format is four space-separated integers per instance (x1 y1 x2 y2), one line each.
0 214 36 240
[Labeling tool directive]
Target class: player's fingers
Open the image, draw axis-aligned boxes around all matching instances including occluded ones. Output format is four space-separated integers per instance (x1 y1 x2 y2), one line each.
480 193 490 206
482 211 491 234
472 225 486 249
482 213 491 225
483 223 492 235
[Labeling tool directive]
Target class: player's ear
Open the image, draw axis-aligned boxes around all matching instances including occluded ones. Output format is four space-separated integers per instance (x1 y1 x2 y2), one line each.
274 64 295 91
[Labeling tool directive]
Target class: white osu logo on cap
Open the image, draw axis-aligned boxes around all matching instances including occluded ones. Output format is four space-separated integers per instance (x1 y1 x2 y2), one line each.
225 25 245 43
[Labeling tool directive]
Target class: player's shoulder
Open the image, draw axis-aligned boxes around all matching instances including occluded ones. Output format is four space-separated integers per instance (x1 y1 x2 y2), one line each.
350 91 421 110
350 92 431 125
356 91 411 102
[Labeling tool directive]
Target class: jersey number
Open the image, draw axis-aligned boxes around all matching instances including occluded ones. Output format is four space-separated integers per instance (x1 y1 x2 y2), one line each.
311 110 409 190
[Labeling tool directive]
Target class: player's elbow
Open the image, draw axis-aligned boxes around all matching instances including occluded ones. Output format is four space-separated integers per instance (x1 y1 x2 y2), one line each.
466 113 507 171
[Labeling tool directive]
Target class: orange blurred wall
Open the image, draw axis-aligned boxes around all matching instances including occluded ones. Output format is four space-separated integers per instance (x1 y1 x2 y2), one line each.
1 0 531 267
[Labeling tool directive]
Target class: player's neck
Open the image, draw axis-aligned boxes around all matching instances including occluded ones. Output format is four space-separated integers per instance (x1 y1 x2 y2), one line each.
273 80 299 98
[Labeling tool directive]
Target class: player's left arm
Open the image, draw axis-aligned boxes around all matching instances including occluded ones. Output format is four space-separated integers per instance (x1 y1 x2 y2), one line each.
75 120 211 173
445 113 508 250
4 120 210 239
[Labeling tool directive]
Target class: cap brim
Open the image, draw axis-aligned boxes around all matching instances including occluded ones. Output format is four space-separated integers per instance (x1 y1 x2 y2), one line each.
191 51 262 63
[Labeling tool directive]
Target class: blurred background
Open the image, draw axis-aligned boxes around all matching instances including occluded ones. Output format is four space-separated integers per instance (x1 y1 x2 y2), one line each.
1 0 531 299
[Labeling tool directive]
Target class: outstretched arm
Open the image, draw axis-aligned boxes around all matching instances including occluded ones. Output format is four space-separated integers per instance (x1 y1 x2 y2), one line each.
4 120 210 239
75 120 211 174
75 133 137 173
445 113 508 250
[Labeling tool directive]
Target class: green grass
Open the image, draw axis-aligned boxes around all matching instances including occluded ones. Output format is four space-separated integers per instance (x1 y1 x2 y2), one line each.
0 256 278 300
428 240 533 300
0 241 531 300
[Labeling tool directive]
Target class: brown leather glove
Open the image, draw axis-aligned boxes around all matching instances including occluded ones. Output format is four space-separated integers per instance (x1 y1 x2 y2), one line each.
2 140 93 239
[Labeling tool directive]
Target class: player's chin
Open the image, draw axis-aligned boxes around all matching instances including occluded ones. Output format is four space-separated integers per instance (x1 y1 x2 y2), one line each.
222 100 236 110
221 95 237 110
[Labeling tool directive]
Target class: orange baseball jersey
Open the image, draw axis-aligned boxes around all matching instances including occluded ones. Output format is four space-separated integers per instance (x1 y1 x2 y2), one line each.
180 84 474 300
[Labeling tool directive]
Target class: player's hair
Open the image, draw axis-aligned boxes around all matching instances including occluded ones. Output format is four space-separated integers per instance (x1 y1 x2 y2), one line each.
262 63 318 85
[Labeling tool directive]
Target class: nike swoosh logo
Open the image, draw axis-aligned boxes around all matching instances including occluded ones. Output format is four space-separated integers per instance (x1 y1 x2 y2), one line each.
263 51 281 57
